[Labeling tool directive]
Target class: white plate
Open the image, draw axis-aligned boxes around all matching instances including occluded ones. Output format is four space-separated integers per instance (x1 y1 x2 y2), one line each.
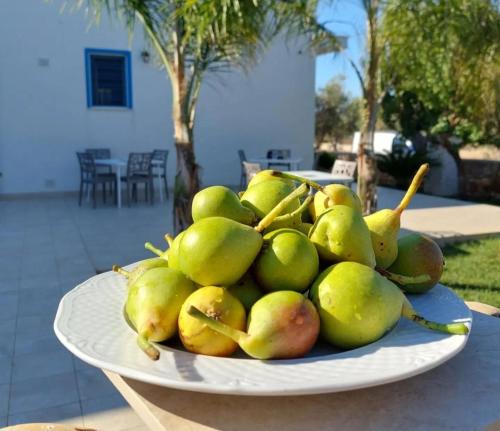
54 264 472 396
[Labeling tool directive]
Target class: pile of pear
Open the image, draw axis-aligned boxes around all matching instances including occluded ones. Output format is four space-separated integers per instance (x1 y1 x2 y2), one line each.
112 164 468 361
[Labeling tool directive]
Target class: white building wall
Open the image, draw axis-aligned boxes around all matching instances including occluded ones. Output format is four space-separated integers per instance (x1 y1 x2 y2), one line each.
0 1 315 194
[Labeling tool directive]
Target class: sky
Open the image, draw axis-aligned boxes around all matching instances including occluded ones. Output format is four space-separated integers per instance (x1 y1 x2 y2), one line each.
315 0 366 98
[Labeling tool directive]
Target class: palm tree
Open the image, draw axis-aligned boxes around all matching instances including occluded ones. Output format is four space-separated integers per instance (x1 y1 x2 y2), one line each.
75 0 328 231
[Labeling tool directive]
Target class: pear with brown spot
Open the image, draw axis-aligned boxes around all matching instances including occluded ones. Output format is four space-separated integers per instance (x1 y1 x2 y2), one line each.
188 290 320 359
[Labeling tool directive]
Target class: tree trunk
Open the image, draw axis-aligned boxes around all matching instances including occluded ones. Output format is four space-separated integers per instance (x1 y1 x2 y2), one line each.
356 0 380 215
171 44 200 233
357 108 379 214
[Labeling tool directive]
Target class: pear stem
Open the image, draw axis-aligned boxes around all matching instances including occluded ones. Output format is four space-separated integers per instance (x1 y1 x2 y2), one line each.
395 163 430 214
401 297 469 335
136 334 160 360
273 195 313 224
377 268 431 285
164 234 174 247
144 242 164 257
187 306 247 343
254 183 309 233
112 265 130 278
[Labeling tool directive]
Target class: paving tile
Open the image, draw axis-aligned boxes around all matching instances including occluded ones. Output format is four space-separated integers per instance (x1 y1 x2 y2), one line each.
16 314 57 339
0 357 12 385
82 393 145 431
0 384 9 417
9 372 79 415
0 319 16 336
17 287 62 318
0 416 6 427
19 274 60 291
76 367 118 401
0 292 18 321
12 349 73 383
0 279 19 293
0 331 15 359
15 333 65 357
0 266 20 283
73 357 95 372
7 402 83 427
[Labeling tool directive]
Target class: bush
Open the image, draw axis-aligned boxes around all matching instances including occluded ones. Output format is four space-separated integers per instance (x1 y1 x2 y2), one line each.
376 148 440 189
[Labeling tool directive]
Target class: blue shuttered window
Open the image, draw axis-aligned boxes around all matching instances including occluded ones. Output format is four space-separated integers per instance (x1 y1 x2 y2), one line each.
85 49 132 108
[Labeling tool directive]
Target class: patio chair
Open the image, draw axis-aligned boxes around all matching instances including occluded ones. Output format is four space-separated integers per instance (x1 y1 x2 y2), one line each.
331 159 357 188
242 161 262 187
86 147 112 174
76 152 117 208
266 149 292 170
121 152 154 206
152 149 169 199
238 149 247 189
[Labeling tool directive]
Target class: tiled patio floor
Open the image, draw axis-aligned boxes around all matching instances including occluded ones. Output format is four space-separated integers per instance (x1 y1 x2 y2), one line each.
0 193 173 429
0 187 499 429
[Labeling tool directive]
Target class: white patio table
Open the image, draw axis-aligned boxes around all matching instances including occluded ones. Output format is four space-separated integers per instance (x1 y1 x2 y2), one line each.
95 158 165 208
248 157 303 170
288 169 354 187
94 158 127 208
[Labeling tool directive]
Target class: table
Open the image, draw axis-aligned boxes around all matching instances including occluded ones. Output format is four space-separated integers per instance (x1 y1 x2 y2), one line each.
102 308 500 431
151 159 165 203
288 169 354 186
248 157 303 170
94 158 127 208
95 158 165 207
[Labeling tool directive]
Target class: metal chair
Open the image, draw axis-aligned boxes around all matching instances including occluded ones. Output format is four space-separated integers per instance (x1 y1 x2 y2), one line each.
76 152 117 208
242 161 262 187
152 149 169 199
238 149 247 189
266 149 292 170
121 152 154 206
86 148 112 173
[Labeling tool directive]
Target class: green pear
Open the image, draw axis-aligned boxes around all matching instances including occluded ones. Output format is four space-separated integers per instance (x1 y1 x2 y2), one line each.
166 232 184 270
178 286 246 357
179 217 262 286
240 180 301 231
309 206 376 267
114 258 168 288
247 170 294 189
364 164 429 268
192 186 256 225
388 233 444 293
296 222 313 236
312 184 362 220
253 228 319 293
114 265 196 360
179 185 309 286
310 262 468 349
227 273 264 311
188 290 320 359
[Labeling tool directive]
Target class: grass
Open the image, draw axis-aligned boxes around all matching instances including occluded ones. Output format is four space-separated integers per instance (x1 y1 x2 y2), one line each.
441 236 500 308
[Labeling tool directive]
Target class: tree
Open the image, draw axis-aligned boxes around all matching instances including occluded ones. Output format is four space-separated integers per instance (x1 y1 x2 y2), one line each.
381 0 500 149
77 0 328 231
347 0 384 214
315 75 362 147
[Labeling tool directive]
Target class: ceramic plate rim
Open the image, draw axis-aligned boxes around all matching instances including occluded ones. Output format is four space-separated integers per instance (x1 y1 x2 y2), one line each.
54 264 472 396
